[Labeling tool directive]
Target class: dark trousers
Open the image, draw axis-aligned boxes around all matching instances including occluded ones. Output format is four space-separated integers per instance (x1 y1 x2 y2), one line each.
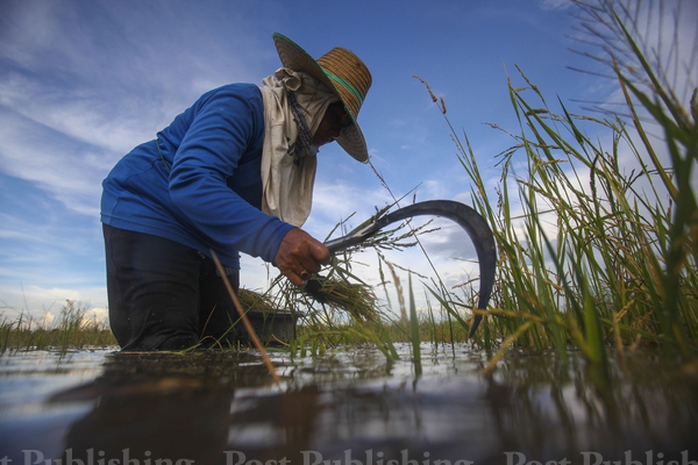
103 224 240 351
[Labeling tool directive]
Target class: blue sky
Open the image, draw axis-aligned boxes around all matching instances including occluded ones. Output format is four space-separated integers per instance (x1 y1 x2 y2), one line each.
1 0 686 323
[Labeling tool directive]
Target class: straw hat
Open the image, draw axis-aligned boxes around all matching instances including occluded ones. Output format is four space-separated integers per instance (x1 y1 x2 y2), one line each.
272 32 372 163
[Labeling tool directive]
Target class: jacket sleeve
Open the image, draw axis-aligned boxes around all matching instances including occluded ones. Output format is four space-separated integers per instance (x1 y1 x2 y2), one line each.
167 87 294 264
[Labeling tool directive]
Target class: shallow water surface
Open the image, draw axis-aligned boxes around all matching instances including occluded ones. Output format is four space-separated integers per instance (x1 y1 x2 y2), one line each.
1 345 697 465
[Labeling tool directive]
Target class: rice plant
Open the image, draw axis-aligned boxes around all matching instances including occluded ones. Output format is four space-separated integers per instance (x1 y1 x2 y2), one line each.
0 300 116 354
416 0 697 362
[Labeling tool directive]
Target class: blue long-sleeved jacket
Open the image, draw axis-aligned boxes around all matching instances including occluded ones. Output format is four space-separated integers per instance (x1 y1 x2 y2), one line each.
100 83 294 268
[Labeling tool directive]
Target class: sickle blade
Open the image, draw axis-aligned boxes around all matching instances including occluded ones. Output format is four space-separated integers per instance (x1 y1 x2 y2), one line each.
324 200 496 338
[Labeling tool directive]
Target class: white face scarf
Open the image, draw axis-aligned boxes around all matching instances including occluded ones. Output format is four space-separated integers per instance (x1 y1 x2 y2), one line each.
259 68 338 227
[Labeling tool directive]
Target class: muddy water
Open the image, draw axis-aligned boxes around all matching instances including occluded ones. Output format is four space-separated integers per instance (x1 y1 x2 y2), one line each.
1 345 697 465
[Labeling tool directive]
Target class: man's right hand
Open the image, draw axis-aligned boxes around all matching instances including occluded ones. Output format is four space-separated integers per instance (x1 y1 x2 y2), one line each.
273 228 331 286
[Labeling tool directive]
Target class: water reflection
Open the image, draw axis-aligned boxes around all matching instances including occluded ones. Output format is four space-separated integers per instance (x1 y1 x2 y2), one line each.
1 346 696 465
480 352 698 461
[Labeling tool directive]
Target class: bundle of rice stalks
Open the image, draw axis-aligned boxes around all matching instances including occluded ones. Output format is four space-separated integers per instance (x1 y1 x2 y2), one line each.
236 288 281 314
304 276 379 323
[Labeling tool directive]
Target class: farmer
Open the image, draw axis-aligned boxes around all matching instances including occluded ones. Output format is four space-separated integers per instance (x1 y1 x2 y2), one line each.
100 33 372 351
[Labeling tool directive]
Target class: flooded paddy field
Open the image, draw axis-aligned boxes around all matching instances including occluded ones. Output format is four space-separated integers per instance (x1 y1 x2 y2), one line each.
1 345 697 465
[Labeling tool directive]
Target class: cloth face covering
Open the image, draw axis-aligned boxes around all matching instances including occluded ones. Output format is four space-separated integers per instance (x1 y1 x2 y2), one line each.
260 68 338 227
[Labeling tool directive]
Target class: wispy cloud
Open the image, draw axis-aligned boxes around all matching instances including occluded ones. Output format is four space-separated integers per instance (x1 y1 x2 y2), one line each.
0 0 274 218
538 0 574 12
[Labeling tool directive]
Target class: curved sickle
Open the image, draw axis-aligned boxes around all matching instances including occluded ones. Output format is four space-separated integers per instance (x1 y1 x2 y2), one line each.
324 200 496 338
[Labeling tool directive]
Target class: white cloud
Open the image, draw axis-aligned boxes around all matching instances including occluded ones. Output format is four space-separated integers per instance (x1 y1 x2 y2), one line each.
0 111 107 217
0 284 105 316
84 307 109 326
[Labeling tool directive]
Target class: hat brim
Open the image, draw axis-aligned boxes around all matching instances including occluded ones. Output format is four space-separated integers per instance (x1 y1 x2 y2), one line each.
272 33 369 163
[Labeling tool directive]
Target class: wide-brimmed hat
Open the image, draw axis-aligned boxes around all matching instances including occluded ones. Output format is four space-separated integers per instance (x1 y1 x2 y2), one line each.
272 32 372 163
